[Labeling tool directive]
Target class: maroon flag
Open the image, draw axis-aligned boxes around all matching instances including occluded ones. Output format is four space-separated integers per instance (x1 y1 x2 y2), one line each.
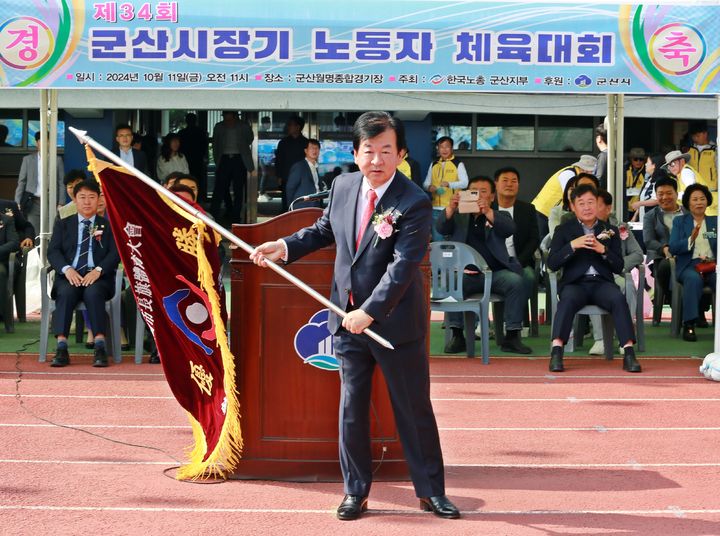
88 149 242 479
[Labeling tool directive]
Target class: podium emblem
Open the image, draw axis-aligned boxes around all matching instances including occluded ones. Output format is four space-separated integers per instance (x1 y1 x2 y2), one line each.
294 310 339 371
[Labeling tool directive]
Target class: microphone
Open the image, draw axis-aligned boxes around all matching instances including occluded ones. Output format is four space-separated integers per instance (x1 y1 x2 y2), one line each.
299 191 330 202
289 190 330 211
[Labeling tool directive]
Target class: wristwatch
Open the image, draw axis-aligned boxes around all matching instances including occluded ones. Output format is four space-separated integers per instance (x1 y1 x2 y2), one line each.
94 266 103 273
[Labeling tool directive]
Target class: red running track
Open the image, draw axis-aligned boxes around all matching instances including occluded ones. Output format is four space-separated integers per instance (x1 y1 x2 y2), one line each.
2 353 720 536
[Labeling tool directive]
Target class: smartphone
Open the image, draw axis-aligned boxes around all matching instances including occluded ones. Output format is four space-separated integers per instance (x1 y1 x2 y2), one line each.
458 190 479 213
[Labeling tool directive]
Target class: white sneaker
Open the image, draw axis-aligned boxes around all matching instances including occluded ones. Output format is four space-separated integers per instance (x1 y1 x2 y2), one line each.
258 194 271 202
474 325 482 338
589 340 605 355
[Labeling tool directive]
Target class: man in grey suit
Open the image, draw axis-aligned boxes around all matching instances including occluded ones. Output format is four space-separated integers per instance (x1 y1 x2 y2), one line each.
436 176 533 355
286 139 323 209
14 131 64 240
210 111 254 223
643 176 687 322
251 112 459 521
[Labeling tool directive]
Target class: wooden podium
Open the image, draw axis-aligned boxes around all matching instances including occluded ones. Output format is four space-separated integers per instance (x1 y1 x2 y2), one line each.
229 209 410 481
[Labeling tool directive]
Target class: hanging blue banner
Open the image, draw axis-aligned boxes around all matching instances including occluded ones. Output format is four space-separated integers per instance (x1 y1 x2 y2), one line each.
0 1 718 93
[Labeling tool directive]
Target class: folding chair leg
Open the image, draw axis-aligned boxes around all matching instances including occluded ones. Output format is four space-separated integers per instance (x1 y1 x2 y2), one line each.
463 311 475 358
601 314 615 360
478 307 490 365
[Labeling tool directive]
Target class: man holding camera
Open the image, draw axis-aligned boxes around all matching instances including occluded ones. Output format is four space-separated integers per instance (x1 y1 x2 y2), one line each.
436 176 533 354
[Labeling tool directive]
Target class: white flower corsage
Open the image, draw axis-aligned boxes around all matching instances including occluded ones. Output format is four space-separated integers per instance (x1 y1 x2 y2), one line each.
596 228 615 241
372 208 402 246
90 224 104 247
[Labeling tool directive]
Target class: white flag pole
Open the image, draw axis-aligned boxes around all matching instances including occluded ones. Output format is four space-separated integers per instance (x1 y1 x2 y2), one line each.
69 126 395 351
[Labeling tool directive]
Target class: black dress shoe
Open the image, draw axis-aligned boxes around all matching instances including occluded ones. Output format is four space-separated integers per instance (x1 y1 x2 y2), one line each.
622 347 642 373
93 347 109 367
419 495 460 519
683 324 697 342
443 335 466 354
549 346 564 372
50 347 70 367
500 330 532 354
148 351 161 364
336 494 368 521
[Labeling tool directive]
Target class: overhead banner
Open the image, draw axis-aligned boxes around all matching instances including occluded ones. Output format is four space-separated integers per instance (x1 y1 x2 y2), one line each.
0 1 718 93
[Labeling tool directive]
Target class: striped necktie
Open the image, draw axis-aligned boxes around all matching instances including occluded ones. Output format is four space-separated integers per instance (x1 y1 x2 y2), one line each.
76 219 91 275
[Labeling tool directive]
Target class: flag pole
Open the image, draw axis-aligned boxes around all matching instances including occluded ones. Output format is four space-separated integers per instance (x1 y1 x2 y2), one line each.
69 126 395 351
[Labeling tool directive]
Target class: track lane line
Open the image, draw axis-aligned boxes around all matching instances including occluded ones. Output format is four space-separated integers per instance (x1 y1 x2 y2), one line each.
4 394 720 401
1 505 719 516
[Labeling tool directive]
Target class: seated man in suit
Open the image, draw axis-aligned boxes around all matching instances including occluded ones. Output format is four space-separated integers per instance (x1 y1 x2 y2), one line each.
494 166 539 318
547 183 640 373
47 179 120 367
0 209 19 320
285 138 322 209
57 168 87 220
0 198 35 250
436 175 533 354
642 176 687 323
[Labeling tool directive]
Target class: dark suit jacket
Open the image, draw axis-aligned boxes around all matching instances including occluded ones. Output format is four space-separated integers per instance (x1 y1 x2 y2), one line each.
669 214 717 276
0 214 19 264
435 208 522 274
643 205 687 263
284 171 431 345
286 160 322 209
548 218 624 290
0 199 34 243
495 200 539 268
112 148 148 175
47 213 120 285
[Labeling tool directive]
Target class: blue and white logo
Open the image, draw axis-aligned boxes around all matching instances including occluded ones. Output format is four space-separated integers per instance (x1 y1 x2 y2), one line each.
294 309 339 371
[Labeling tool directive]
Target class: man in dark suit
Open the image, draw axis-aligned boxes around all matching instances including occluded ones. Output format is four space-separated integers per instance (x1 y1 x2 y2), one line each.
436 176 533 354
275 115 308 212
285 139 323 209
0 210 19 319
547 183 640 373
251 112 459 521
642 176 687 323
113 124 148 175
47 179 120 368
494 166 539 325
0 199 35 249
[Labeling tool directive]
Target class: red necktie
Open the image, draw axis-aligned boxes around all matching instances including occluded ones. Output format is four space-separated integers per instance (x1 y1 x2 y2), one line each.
355 189 377 251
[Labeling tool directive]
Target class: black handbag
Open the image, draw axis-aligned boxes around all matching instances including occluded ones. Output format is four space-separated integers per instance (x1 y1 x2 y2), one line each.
19 191 34 215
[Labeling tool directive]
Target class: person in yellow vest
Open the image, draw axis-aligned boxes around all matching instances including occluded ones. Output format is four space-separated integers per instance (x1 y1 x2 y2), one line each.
532 154 597 238
688 121 717 191
397 148 423 190
624 147 646 220
423 136 469 241
662 149 716 217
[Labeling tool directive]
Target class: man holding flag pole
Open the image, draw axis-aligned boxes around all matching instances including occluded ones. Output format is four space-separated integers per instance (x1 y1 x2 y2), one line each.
250 112 459 521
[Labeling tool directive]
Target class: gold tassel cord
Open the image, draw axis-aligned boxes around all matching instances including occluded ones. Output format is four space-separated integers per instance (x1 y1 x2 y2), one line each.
175 220 243 480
